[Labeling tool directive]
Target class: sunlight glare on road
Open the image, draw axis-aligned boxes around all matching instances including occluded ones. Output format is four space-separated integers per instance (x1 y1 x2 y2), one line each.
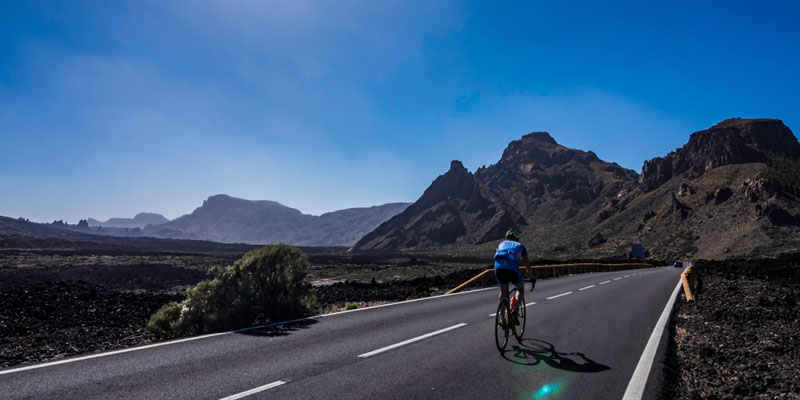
531 382 563 399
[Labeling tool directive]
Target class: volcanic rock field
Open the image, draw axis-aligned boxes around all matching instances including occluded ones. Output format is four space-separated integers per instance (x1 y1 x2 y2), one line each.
665 259 800 399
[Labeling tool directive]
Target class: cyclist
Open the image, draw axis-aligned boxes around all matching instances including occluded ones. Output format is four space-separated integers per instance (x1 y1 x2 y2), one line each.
494 228 534 324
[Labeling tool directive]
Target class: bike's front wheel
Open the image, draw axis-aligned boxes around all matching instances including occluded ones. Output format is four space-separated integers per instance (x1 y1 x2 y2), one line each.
512 289 526 342
495 298 510 352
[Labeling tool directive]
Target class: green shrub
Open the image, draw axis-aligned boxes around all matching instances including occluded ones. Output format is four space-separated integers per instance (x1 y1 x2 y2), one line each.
146 301 184 338
147 244 317 339
761 153 800 197
346 303 358 310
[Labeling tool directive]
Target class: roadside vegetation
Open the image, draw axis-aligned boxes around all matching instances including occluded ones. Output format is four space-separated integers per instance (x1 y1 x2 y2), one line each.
147 245 316 339
762 152 800 197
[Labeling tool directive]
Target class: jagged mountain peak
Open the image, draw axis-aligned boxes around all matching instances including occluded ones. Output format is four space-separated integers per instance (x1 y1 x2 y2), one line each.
522 131 558 145
448 159 468 172
498 132 604 169
414 160 478 209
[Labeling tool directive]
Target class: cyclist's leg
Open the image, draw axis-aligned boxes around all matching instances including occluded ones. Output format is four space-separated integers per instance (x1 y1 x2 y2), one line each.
513 268 525 303
495 269 509 301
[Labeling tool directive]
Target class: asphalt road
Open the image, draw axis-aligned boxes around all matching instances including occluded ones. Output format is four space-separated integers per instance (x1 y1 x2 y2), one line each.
1 266 684 400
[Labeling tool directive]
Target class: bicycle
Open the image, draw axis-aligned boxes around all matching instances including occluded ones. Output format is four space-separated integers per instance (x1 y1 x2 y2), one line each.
494 286 526 352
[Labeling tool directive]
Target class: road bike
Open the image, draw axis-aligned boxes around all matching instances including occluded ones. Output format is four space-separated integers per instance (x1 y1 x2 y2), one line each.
494 286 526 352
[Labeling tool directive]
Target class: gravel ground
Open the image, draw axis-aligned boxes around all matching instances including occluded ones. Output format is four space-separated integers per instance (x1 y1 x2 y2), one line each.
0 281 179 368
664 259 800 399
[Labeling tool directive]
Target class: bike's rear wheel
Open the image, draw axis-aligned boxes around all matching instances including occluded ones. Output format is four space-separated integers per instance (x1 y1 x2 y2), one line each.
494 298 510 352
512 289 526 342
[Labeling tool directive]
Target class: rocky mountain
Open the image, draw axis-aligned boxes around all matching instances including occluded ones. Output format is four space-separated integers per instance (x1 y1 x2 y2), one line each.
88 213 170 229
356 118 800 260
144 195 410 246
357 132 638 250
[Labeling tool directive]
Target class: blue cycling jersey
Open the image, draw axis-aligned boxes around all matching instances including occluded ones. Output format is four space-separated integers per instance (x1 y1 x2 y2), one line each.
493 240 528 270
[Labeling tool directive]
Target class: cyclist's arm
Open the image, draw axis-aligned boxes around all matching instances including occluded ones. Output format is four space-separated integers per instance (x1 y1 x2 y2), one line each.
523 254 536 290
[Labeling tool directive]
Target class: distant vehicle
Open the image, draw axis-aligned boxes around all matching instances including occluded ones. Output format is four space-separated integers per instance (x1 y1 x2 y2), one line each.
673 261 683 268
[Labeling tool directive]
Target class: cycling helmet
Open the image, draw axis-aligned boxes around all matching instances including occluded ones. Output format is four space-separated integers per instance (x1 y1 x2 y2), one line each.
505 228 521 240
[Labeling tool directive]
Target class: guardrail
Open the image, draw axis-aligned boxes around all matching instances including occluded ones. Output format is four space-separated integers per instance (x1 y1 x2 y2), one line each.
446 263 653 294
681 265 696 302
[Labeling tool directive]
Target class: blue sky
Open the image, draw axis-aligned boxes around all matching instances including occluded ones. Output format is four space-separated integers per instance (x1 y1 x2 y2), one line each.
1 0 799 222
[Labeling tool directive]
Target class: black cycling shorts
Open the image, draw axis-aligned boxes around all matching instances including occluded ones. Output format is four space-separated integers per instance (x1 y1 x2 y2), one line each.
495 268 523 289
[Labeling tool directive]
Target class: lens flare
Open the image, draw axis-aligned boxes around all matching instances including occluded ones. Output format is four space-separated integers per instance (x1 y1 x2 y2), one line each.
532 382 563 398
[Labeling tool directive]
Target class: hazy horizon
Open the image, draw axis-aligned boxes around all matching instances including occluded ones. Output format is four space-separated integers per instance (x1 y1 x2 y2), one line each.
2 1 799 222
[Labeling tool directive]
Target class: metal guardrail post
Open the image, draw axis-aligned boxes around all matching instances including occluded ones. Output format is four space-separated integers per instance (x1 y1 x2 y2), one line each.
681 265 696 302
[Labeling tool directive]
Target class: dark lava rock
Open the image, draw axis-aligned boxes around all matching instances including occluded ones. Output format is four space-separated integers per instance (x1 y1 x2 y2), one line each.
587 232 606 247
663 259 800 399
670 193 690 220
316 268 485 309
765 205 799 227
0 281 179 368
713 187 733 204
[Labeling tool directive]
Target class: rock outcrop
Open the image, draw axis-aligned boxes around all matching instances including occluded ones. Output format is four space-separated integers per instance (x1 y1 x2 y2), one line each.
640 119 800 191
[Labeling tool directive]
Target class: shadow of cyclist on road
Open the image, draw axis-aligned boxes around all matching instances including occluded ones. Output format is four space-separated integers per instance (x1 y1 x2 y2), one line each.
236 318 318 338
501 338 611 373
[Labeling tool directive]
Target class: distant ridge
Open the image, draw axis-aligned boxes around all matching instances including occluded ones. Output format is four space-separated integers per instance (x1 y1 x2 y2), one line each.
88 213 169 229
142 195 410 246
0 215 255 254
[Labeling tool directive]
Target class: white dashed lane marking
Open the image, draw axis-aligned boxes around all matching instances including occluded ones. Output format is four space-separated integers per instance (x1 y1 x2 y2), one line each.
218 380 288 400
358 323 468 358
486 267 656 317
546 291 573 300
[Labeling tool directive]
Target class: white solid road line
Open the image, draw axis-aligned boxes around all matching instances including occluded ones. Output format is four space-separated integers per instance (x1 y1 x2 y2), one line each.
358 323 468 358
218 380 288 400
599 280 612 285
621 280 683 400
546 291 573 300
578 285 596 291
0 331 228 376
